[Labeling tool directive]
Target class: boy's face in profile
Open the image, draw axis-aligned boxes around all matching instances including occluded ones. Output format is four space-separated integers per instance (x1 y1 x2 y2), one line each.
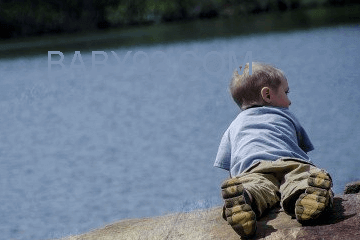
271 78 291 108
261 78 291 108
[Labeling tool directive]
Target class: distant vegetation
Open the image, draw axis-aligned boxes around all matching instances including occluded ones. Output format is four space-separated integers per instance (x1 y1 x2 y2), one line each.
0 0 359 39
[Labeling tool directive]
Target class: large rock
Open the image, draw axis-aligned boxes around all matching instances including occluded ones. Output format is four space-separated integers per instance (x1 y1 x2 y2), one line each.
63 187 360 240
344 181 360 194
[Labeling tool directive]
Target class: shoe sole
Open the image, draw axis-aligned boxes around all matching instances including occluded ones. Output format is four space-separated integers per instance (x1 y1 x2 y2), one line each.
221 178 257 238
295 170 333 223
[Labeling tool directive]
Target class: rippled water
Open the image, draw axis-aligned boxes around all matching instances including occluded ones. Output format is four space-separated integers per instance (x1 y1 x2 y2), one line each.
1 23 359 239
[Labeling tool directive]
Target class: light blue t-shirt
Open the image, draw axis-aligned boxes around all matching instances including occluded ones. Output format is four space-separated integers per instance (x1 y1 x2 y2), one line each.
214 106 314 177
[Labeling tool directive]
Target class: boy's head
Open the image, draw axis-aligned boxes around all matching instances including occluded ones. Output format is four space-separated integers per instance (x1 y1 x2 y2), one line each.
229 62 291 110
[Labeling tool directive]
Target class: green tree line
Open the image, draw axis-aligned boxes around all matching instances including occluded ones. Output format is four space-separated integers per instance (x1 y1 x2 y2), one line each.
0 0 358 39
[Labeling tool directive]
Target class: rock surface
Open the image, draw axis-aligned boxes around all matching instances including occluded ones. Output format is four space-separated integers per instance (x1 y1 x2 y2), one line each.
62 185 360 240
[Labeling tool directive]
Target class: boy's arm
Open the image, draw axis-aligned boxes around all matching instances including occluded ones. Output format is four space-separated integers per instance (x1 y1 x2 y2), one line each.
297 126 314 153
286 109 314 153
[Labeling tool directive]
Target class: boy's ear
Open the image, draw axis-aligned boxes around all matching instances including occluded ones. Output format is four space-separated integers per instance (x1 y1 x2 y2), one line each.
261 87 271 103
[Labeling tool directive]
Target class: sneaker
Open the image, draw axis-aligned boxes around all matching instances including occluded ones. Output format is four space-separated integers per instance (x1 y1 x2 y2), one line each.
295 170 334 224
221 178 257 238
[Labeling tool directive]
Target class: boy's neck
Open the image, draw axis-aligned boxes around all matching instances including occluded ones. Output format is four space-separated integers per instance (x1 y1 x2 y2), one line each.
243 104 263 110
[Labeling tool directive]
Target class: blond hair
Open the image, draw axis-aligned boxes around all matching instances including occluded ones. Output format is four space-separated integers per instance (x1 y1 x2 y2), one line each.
230 62 286 109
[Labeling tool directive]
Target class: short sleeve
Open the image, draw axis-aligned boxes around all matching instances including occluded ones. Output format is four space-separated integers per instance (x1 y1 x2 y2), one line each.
214 129 231 171
297 126 314 153
285 109 315 153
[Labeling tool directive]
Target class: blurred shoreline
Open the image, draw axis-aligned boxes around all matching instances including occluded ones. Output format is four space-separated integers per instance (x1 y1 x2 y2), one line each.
1 0 360 39
0 4 360 59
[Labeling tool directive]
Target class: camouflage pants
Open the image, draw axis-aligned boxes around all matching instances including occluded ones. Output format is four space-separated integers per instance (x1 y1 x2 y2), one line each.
232 157 332 217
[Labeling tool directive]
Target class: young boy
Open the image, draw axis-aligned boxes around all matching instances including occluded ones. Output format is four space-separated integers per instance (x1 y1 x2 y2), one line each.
214 63 333 238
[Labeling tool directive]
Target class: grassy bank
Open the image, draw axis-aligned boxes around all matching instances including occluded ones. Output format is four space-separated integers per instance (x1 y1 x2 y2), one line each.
1 0 359 40
0 4 359 59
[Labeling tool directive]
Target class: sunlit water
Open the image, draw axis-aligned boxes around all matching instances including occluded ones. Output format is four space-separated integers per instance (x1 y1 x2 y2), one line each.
1 24 359 239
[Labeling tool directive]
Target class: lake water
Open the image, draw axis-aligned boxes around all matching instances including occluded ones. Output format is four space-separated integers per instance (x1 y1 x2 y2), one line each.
0 17 360 240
